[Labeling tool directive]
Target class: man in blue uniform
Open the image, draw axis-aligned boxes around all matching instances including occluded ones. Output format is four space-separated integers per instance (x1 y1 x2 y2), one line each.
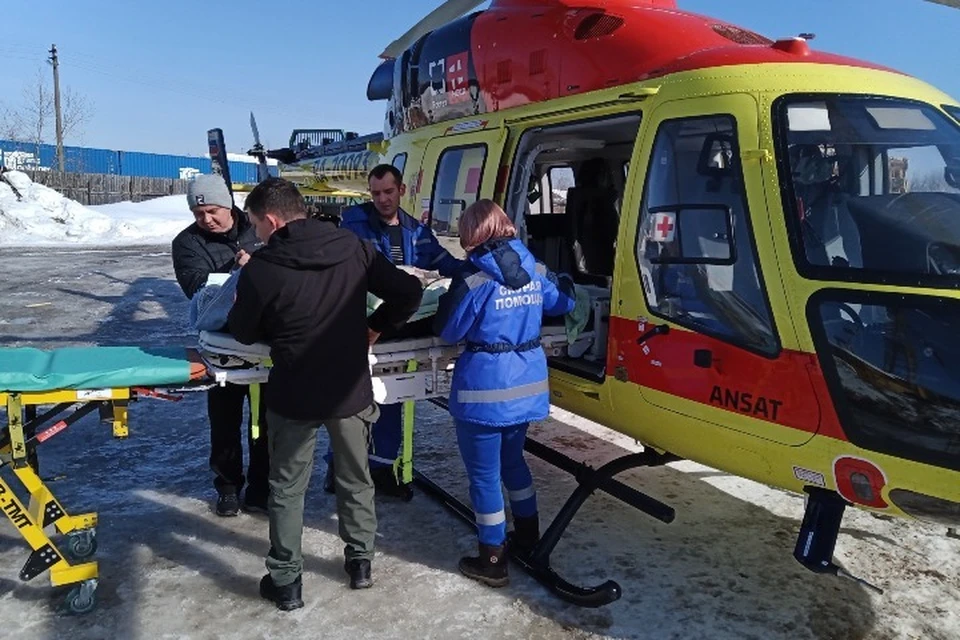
325 164 463 497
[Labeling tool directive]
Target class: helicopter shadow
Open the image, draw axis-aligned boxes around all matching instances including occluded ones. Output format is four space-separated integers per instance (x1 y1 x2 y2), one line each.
409 402 887 640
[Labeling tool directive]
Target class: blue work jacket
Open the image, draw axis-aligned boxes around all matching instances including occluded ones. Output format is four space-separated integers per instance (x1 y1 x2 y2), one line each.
340 203 462 276
433 238 576 427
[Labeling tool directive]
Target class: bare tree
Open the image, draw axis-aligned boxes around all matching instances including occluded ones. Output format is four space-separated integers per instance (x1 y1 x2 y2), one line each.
18 70 54 152
11 68 93 151
0 103 23 141
60 86 91 141
908 171 953 193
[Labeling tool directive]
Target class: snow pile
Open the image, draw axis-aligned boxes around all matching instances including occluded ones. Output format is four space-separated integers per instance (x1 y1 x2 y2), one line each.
0 170 119 246
90 196 203 245
0 170 246 247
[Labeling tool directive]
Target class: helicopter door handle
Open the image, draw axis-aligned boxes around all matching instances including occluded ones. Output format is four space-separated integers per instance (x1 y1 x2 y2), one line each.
637 324 670 345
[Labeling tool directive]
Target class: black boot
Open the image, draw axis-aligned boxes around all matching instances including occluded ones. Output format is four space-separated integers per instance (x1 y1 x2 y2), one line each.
216 492 240 517
259 574 304 611
459 543 509 587
511 514 540 557
371 466 414 500
344 558 373 589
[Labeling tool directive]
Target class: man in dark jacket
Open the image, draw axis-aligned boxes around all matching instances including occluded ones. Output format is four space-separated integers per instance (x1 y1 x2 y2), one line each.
228 178 422 610
172 173 269 517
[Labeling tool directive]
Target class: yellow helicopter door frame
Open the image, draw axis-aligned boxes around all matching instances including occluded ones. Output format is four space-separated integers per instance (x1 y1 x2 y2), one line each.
614 92 819 447
416 125 509 238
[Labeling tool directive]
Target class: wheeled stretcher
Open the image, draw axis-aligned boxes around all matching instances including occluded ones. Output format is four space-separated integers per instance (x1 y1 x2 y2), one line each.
0 325 593 613
0 345 209 613
196 325 594 487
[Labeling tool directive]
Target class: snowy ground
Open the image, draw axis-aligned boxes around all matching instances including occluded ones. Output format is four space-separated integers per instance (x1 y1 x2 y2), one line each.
1 174 960 640
0 170 243 247
1 246 959 640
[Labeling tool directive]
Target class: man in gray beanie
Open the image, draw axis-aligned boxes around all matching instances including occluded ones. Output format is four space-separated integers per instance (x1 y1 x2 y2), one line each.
172 173 271 517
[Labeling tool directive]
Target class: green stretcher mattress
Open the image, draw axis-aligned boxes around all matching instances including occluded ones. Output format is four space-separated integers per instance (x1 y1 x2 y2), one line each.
0 346 204 393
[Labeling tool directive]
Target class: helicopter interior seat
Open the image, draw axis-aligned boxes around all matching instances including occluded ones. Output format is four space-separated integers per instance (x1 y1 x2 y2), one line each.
565 157 619 285
790 145 865 270
522 184 572 278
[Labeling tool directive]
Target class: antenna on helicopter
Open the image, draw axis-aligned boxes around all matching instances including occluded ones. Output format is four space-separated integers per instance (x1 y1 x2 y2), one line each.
380 0 487 59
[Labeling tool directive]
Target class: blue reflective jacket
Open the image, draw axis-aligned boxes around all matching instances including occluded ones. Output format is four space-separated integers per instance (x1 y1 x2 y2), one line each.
433 238 576 427
340 203 462 276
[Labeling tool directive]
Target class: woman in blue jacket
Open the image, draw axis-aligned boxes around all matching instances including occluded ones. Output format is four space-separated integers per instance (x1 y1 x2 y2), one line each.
433 199 575 587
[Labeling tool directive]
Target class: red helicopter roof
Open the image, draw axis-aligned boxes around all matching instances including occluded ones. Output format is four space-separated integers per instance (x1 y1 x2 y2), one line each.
472 2 895 95
377 1 899 136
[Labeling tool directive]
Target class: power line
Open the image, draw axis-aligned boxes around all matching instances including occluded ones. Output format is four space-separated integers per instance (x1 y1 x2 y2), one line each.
61 58 307 121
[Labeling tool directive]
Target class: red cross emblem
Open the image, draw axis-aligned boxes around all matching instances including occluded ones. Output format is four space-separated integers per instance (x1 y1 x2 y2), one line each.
446 52 470 104
651 212 676 242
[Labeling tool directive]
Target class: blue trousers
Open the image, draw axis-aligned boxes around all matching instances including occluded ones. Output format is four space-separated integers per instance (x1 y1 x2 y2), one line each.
325 403 401 469
455 420 538 546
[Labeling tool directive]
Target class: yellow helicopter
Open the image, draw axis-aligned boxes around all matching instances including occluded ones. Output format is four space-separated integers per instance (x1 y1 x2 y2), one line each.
236 0 960 607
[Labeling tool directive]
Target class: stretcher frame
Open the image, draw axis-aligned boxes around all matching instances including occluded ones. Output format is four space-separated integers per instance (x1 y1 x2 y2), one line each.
196 327 590 490
0 387 139 614
0 326 593 613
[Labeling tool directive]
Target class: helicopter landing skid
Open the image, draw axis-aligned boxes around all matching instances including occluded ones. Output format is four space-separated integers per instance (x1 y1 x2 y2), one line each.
416 407 677 607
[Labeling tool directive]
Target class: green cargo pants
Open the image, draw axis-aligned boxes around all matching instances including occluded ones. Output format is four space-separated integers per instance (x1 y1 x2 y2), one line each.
265 403 380 587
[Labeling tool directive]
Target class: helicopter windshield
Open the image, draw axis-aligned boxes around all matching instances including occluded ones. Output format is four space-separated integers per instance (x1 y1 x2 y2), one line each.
774 96 960 288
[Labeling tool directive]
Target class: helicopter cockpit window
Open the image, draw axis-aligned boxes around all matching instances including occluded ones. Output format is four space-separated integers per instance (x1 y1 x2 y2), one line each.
944 104 960 126
391 153 408 181
429 144 487 236
635 115 779 356
774 96 960 288
810 291 960 472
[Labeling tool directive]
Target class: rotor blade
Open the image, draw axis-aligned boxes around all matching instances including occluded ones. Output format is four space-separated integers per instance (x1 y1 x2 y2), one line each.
925 0 960 7
380 0 486 59
248 111 271 182
250 111 261 147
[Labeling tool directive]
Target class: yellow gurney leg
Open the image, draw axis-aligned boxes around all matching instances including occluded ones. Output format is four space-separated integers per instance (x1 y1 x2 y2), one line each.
249 383 261 441
112 398 129 438
398 360 417 486
2 393 100 614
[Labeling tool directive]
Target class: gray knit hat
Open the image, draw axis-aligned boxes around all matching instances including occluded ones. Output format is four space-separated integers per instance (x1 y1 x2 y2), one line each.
186 174 233 210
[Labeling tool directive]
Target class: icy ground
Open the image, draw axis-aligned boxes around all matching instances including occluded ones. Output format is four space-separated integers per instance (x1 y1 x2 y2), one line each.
0 246 959 640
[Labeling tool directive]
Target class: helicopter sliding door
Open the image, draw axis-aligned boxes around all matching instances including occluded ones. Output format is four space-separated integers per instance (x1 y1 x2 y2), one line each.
614 94 820 446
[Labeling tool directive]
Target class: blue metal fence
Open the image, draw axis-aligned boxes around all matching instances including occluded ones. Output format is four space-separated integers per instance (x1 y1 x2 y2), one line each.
0 140 278 182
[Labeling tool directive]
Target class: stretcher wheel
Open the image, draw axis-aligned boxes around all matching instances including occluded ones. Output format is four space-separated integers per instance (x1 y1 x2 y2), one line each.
65 530 97 561
64 579 97 615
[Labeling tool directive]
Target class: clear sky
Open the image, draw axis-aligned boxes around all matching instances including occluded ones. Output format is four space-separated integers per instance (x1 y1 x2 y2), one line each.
1 0 958 157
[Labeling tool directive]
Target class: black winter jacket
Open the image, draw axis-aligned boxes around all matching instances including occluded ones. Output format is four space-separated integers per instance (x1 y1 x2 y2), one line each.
227 218 423 421
171 206 263 299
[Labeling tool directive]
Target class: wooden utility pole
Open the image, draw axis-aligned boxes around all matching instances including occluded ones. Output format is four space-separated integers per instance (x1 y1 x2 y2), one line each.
49 44 64 172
